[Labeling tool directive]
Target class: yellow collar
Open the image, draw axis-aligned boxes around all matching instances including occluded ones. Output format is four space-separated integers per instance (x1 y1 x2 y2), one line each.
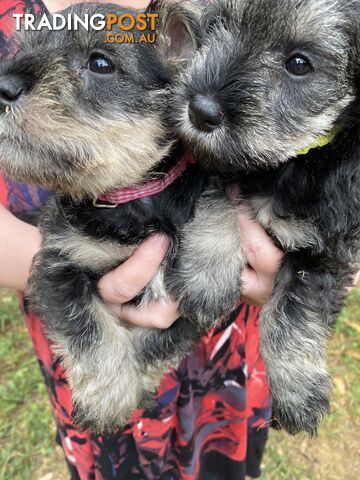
296 128 337 156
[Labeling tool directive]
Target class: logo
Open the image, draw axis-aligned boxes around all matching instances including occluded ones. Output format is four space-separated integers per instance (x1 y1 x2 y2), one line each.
105 13 158 44
13 12 159 45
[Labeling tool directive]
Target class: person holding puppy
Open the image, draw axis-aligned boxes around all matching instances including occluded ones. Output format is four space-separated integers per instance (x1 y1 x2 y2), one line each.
0 0 283 479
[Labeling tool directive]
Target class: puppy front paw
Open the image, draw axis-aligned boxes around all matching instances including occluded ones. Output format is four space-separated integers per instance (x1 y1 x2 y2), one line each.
168 187 244 331
176 276 242 330
69 355 167 434
70 368 144 434
270 373 332 435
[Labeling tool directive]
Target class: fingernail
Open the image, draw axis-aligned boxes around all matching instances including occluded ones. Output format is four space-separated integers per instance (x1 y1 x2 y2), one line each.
146 234 170 249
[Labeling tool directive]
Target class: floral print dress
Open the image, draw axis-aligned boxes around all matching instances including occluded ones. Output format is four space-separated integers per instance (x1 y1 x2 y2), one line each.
0 2 272 478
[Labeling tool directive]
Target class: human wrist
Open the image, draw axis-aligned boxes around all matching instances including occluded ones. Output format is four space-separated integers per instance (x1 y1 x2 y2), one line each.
0 205 42 291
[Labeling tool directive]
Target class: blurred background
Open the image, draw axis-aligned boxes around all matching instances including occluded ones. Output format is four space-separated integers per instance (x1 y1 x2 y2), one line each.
0 286 359 480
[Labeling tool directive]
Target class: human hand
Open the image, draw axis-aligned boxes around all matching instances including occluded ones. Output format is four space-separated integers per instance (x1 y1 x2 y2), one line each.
99 205 283 331
238 206 284 306
98 235 180 329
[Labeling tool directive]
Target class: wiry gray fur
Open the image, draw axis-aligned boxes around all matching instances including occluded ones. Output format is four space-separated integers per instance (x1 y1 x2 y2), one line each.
0 1 243 433
174 0 360 435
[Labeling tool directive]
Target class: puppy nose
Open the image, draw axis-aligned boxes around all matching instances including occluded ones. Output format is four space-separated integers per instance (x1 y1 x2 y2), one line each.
188 95 224 132
0 75 23 107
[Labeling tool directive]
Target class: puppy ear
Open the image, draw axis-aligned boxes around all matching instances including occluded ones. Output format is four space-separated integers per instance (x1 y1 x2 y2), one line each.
147 0 201 66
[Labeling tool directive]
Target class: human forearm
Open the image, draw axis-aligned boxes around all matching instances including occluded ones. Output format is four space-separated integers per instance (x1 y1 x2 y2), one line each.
0 203 41 290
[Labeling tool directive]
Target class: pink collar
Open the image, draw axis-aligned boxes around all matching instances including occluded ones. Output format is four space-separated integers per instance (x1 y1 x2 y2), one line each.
94 153 195 208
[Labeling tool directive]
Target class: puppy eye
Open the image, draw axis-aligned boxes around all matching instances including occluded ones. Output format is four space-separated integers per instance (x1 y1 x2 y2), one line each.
88 54 115 74
285 55 312 76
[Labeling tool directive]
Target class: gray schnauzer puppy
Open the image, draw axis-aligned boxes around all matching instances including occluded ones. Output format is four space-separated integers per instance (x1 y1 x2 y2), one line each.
0 2 243 433
174 0 360 434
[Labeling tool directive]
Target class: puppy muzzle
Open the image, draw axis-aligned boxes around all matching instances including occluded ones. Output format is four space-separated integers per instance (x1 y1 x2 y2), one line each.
0 75 24 113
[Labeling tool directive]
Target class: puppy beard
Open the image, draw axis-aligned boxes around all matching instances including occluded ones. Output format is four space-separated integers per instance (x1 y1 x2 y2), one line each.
0 92 172 197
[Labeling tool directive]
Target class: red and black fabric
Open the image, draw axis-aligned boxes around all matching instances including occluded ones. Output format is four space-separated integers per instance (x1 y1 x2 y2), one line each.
0 2 272 479
21 298 271 480
0 0 43 58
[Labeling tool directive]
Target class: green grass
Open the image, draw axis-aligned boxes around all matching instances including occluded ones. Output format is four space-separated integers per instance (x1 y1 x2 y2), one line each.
0 290 66 480
0 287 359 479
263 287 360 480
